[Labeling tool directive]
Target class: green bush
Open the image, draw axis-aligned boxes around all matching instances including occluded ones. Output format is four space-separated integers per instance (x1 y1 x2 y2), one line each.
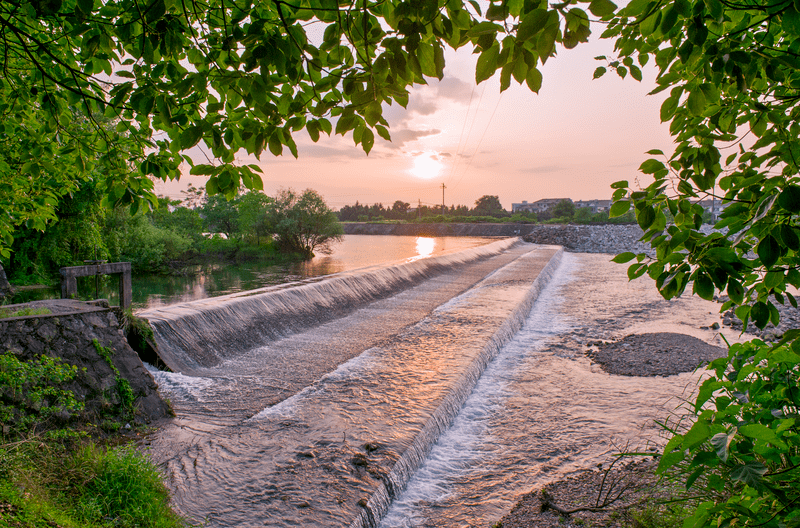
74 445 185 528
119 216 193 272
0 441 188 528
658 338 800 527
0 353 84 436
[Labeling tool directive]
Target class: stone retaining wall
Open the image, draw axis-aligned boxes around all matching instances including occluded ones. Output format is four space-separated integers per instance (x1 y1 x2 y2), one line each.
0 300 169 424
343 222 651 254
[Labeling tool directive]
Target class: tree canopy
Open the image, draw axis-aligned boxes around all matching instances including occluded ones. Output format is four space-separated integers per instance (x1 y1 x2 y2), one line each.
0 0 610 257
602 0 800 523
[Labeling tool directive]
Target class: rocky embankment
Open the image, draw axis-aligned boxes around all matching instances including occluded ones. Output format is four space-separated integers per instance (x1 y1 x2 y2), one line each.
343 222 652 254
520 224 651 253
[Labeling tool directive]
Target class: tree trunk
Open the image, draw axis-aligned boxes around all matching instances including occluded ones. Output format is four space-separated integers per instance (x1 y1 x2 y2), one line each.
0 262 13 301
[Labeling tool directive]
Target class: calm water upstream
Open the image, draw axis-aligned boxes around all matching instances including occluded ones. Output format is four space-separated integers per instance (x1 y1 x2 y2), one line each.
10 235 492 311
147 249 747 527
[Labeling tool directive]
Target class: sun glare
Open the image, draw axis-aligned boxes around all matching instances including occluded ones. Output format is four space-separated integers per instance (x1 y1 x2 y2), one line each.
410 153 443 180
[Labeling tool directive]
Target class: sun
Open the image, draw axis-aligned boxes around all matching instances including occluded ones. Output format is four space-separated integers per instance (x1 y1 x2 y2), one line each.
409 153 444 180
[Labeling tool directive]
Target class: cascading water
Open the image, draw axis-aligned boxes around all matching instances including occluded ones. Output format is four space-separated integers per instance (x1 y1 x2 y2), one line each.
378 252 747 528
145 246 742 528
146 244 563 526
143 238 518 374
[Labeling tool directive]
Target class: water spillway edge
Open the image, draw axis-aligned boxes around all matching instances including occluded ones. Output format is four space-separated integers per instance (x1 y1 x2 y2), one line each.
148 244 564 527
141 238 519 374
348 247 564 528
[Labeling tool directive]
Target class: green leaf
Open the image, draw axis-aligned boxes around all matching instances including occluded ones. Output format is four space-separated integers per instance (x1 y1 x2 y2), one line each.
180 127 203 149
711 431 735 462
525 67 543 93
593 66 607 79
730 461 767 488
778 185 800 213
612 252 636 263
268 133 283 156
589 0 617 17
476 43 500 84
686 89 706 116
516 9 550 42
739 423 787 449
727 279 744 305
682 420 711 450
636 205 656 229
757 235 780 269
361 128 375 154
660 93 680 122
693 272 714 301
780 224 800 251
751 301 770 328
639 159 664 174
609 200 630 217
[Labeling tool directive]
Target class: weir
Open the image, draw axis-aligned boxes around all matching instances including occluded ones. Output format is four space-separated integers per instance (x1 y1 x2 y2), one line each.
146 242 564 527
142 238 518 374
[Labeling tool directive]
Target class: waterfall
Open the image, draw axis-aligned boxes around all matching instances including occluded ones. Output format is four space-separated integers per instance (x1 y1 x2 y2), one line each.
142 238 519 374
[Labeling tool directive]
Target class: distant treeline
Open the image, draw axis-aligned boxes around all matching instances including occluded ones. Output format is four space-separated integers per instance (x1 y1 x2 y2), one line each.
337 196 639 225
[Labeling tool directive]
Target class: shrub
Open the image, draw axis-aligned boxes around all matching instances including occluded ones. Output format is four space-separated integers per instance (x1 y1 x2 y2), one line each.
0 353 83 436
657 338 800 527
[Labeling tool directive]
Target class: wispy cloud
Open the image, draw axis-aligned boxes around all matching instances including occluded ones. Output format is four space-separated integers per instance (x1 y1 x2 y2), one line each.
518 165 564 174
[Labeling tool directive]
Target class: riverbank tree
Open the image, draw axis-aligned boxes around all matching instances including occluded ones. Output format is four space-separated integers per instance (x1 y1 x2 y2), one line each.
2 185 340 282
268 189 344 258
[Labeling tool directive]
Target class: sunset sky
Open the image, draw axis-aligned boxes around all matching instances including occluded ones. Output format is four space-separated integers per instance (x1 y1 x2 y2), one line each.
156 33 675 211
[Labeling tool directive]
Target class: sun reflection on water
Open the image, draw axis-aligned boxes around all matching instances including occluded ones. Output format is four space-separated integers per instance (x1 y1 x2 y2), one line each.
407 237 436 262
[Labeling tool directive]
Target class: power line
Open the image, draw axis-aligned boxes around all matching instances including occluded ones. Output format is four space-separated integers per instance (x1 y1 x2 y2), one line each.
450 92 504 194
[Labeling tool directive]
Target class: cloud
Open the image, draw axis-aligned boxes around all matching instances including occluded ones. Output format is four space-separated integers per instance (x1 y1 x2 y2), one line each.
518 165 564 174
436 77 474 102
383 128 442 148
292 143 368 160
407 98 440 116
386 76 475 126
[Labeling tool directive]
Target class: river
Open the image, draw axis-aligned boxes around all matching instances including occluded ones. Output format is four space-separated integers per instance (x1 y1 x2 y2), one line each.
9 235 493 311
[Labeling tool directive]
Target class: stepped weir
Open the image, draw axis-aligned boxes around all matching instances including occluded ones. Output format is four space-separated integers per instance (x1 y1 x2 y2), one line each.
143 240 564 527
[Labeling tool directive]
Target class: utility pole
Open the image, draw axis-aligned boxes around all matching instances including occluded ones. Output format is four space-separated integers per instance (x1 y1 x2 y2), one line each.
441 183 446 215
418 198 422 220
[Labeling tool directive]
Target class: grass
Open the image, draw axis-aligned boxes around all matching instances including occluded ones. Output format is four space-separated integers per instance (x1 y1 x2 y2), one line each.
0 307 51 319
0 437 188 528
629 502 692 528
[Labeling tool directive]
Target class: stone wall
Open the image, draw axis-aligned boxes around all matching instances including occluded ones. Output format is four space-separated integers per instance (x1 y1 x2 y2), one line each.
342 222 651 254
0 300 169 425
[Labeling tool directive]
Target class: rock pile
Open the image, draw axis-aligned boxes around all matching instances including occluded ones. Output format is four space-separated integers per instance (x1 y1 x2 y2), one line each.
521 224 651 254
586 332 727 377
721 301 800 342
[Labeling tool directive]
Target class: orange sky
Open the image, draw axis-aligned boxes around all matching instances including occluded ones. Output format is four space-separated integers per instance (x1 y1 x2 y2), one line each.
156 33 674 211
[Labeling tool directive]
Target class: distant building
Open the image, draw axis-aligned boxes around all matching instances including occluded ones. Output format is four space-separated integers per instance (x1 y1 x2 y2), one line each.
512 198 572 213
574 199 612 213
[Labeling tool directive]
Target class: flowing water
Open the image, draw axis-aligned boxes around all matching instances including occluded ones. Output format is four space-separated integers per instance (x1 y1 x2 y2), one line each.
146 247 746 527
378 252 747 528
